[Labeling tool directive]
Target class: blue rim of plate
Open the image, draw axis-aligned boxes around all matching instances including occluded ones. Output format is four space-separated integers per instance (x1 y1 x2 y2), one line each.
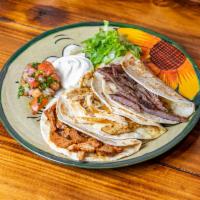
0 22 200 169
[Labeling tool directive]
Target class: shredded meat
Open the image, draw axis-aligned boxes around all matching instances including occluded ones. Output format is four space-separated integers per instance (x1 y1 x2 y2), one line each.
44 104 57 132
97 64 187 122
45 105 124 160
67 129 86 143
50 131 73 148
97 145 123 156
135 84 167 111
68 143 96 153
140 105 187 122
110 94 141 112
87 138 102 148
56 119 67 129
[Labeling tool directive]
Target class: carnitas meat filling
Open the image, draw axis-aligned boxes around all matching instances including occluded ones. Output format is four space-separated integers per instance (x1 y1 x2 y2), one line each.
44 104 123 160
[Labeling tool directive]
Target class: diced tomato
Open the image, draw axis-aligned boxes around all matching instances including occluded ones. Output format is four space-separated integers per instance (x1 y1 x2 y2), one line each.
30 96 48 114
38 61 55 76
38 96 48 109
27 78 39 88
30 98 39 114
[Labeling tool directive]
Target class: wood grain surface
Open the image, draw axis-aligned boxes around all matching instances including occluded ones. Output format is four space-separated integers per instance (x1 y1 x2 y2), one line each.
0 0 200 199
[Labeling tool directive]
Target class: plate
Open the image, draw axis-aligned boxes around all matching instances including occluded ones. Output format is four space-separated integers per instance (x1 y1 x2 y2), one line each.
0 22 200 169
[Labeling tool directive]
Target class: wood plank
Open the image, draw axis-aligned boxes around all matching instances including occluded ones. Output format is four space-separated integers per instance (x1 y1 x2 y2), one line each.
1 0 200 34
0 0 200 64
0 131 200 200
0 21 41 66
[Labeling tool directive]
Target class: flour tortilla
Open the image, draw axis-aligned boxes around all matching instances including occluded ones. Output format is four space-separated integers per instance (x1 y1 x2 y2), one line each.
99 75 178 124
121 53 195 122
91 75 166 139
57 95 145 144
92 74 162 127
94 54 195 124
40 99 142 161
58 87 166 140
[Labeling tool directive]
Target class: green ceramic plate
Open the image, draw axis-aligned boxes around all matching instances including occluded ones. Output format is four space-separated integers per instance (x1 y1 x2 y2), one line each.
0 22 200 169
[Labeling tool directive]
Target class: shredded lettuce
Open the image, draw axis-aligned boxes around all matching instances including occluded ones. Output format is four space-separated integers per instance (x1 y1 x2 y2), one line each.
82 21 142 67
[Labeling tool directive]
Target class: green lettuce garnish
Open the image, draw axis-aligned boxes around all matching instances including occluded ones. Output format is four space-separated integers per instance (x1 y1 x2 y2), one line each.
82 21 142 67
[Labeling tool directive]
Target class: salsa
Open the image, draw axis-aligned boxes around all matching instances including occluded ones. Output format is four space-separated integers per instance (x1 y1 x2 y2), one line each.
18 61 61 114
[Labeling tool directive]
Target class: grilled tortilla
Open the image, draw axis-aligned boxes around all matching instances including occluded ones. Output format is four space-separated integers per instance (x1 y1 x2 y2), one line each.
94 55 195 124
57 86 166 140
40 99 142 161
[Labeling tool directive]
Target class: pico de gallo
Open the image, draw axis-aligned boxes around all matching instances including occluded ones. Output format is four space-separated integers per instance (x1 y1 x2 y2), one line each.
18 61 61 114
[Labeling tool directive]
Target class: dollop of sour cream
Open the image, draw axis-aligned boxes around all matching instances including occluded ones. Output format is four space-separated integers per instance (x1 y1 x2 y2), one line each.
46 44 93 89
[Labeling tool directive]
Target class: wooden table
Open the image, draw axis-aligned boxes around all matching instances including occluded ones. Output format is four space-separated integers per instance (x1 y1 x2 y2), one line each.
0 0 200 199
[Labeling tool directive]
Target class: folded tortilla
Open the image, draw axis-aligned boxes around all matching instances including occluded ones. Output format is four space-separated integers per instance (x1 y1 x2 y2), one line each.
94 54 195 124
40 99 142 161
58 87 166 140
122 53 195 118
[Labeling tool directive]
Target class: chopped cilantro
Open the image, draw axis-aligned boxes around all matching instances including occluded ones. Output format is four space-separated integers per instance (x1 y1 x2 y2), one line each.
37 96 43 104
39 76 55 90
82 21 142 67
40 82 48 90
17 85 24 98
46 76 55 86
32 62 40 68
31 72 35 78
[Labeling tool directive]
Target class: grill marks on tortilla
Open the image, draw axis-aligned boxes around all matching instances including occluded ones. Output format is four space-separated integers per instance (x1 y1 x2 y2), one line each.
102 120 140 135
97 64 187 122
64 86 141 135
66 87 92 100
45 104 123 160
